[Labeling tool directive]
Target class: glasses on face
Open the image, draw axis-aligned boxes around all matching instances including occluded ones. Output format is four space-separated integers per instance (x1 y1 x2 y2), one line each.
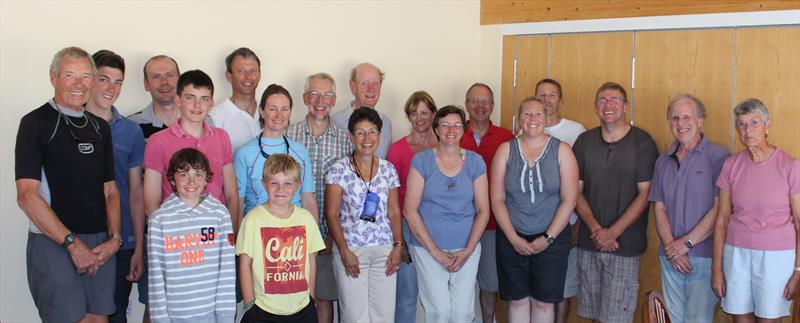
306 91 336 100
735 119 765 130
354 128 380 138
468 98 492 105
595 97 625 106
438 122 464 131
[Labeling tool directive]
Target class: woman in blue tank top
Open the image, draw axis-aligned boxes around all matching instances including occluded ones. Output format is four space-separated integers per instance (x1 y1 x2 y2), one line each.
490 97 579 322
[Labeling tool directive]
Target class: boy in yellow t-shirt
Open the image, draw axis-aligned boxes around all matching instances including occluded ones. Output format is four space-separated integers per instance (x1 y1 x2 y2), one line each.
236 154 324 322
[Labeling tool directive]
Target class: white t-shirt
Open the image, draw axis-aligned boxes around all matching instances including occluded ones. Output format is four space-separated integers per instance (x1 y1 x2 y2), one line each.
545 117 585 224
209 98 262 151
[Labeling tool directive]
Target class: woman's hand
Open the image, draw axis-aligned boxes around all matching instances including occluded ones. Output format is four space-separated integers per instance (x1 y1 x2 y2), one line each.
431 249 455 269
783 272 800 300
510 235 535 256
340 248 360 278
711 267 726 298
446 248 472 272
385 246 402 276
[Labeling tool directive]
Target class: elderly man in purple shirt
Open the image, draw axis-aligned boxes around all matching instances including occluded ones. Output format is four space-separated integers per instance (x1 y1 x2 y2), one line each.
648 94 730 323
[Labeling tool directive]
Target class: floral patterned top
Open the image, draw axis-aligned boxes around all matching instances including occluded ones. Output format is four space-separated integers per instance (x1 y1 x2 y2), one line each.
325 156 400 247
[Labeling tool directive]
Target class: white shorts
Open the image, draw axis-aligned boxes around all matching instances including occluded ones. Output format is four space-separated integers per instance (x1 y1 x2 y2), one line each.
722 244 795 319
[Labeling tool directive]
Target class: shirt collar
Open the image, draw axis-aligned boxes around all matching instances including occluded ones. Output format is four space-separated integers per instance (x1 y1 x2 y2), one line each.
110 106 124 125
668 134 708 156
168 119 213 139
301 118 337 138
465 120 497 136
141 103 164 127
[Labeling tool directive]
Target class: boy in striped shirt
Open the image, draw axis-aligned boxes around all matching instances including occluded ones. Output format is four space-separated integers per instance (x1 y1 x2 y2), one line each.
147 148 236 322
237 154 324 322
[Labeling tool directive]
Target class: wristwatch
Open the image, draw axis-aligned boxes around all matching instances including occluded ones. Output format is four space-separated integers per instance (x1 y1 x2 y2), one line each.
684 239 694 249
392 241 403 248
110 233 123 247
543 233 555 245
62 232 77 248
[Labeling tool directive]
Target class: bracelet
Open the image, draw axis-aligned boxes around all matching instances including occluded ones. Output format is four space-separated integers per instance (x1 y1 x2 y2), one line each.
794 267 800 272
243 299 256 312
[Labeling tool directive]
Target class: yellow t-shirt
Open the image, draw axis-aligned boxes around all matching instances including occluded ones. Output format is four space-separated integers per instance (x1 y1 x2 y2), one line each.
236 205 324 315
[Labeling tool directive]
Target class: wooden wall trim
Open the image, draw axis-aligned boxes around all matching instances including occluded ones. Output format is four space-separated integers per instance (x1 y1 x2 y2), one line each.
481 0 800 25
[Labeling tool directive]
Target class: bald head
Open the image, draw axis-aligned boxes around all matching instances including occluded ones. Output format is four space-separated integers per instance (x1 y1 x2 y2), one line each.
349 63 384 108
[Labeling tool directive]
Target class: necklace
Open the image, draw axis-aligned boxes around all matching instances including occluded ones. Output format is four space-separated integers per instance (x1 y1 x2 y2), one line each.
351 153 375 193
435 148 463 170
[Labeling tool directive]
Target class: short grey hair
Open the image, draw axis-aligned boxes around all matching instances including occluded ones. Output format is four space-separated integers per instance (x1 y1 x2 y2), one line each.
734 98 770 122
666 94 707 120
304 72 336 94
50 46 96 76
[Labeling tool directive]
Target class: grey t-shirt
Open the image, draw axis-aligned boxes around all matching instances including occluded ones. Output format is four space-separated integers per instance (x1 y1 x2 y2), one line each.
573 126 658 256
504 137 562 235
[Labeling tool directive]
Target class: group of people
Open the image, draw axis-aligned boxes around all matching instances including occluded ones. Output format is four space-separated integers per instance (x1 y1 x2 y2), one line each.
14 45 799 323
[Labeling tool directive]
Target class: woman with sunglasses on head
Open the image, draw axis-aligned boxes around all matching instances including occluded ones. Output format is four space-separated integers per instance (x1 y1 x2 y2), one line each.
404 105 490 323
490 97 578 323
233 84 318 219
325 107 402 322
712 98 800 322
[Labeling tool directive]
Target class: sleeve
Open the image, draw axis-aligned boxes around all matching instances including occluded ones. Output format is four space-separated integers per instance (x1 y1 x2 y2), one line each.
468 152 487 180
635 131 659 183
711 148 732 196
147 214 170 323
647 156 665 202
129 124 146 168
306 212 325 254
15 115 44 181
716 158 733 192
385 161 401 189
787 158 800 195
233 149 249 198
294 144 315 194
410 150 429 179
235 210 257 257
143 133 165 174
101 121 115 182
325 158 345 186
219 130 234 165
215 206 237 323
572 134 586 181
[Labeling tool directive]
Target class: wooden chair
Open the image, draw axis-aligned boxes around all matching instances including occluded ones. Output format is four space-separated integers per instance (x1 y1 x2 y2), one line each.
642 290 671 323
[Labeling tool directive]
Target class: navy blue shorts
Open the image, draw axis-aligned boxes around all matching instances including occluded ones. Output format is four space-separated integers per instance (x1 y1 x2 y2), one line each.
496 228 571 303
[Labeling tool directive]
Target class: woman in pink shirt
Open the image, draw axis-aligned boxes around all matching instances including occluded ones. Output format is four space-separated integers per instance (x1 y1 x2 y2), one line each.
386 91 437 323
712 98 800 322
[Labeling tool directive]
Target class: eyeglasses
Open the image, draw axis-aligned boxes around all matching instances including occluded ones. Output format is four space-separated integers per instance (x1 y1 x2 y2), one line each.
468 98 492 105
735 119 765 130
438 122 464 131
595 97 625 106
353 128 380 138
306 91 336 100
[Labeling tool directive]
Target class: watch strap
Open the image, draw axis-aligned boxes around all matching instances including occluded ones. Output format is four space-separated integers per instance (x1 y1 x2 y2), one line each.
62 232 77 248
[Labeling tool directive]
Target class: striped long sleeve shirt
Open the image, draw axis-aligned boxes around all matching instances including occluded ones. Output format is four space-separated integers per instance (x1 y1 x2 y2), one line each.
147 194 236 323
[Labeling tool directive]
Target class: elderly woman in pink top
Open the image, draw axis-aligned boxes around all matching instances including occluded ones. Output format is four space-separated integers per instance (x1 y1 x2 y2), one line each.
712 98 800 322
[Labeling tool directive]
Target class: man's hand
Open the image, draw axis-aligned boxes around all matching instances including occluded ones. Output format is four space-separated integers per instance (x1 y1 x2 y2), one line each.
664 238 689 260
128 249 145 281
92 239 121 269
67 238 98 274
591 228 619 252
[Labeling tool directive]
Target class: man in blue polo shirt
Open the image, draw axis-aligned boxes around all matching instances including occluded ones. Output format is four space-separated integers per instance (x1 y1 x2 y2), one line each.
84 49 147 323
648 94 730 323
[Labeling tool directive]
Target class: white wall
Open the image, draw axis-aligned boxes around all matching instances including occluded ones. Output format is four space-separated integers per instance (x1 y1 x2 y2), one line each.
0 1 501 321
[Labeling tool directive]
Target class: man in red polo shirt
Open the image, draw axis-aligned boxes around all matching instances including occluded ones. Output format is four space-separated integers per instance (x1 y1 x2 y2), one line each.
460 82 515 323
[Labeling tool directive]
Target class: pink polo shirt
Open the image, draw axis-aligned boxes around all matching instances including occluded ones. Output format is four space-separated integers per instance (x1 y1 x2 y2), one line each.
144 121 234 204
716 149 800 250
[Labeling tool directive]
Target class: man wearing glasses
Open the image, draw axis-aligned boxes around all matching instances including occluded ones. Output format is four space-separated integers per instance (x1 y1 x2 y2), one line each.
332 62 392 158
286 72 354 323
572 82 658 323
459 82 515 323
15 46 121 323
209 47 263 151
129 55 181 140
